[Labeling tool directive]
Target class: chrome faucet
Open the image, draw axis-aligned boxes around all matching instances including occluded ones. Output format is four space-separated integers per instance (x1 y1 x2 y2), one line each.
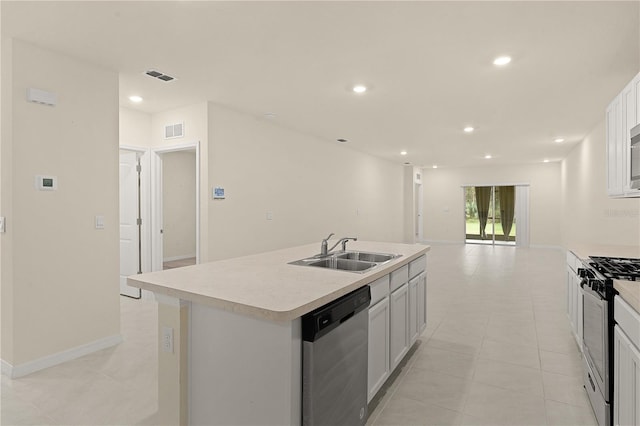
320 233 358 256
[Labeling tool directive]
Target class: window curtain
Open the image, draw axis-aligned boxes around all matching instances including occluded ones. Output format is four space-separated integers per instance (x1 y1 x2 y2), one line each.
475 186 491 239
499 186 515 241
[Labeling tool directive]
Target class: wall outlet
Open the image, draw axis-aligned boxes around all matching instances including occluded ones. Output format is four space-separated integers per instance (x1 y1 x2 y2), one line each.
95 215 105 229
161 326 174 353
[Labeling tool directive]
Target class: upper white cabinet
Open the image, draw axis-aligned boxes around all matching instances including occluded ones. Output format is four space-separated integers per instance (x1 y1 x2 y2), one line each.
607 71 640 197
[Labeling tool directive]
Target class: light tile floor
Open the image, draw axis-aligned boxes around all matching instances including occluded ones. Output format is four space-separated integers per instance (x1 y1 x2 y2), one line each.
1 244 596 425
367 244 596 426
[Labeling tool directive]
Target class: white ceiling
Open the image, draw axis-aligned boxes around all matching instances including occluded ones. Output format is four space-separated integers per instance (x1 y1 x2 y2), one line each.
2 1 639 168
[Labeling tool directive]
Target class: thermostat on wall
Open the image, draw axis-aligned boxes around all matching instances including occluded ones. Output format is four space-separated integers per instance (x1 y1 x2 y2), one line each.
213 187 225 199
36 175 57 190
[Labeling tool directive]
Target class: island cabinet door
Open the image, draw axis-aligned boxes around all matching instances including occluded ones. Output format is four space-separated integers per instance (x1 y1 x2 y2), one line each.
417 272 427 335
368 297 390 403
390 283 409 371
408 277 419 345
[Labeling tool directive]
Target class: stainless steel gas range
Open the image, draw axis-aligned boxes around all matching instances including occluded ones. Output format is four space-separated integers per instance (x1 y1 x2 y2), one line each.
578 256 640 426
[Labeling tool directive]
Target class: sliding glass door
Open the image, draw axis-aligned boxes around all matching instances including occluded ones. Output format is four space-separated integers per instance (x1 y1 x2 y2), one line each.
464 186 516 245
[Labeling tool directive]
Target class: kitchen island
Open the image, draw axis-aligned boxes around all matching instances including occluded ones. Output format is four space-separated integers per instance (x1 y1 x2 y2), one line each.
128 241 430 425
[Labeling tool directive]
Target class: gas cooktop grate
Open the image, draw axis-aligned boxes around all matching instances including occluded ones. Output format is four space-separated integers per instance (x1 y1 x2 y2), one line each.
589 256 640 281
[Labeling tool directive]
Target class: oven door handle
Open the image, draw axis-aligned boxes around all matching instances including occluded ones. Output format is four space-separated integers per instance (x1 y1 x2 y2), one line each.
587 371 596 392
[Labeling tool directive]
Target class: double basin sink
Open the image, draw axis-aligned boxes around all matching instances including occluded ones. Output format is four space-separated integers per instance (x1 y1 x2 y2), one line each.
289 251 401 273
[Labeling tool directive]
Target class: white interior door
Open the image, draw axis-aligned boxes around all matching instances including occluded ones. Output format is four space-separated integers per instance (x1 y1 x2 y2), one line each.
119 151 141 298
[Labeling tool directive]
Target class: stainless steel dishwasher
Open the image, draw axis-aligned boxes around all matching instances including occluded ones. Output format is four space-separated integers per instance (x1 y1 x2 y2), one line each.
301 285 371 426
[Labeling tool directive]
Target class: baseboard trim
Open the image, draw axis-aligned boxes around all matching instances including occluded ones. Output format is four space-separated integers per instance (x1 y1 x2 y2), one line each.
1 334 123 378
163 254 196 262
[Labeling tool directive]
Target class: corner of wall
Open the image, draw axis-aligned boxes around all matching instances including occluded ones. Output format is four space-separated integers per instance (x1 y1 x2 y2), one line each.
1 35 15 365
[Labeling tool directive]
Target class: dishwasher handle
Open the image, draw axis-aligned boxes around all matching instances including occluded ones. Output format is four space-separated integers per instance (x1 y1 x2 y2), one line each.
302 286 371 342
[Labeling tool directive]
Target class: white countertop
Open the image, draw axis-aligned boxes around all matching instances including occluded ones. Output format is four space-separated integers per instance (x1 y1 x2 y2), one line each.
128 241 430 322
568 243 640 314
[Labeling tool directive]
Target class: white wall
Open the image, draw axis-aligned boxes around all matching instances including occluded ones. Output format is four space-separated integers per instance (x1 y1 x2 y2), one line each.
207 103 405 261
1 39 120 368
162 151 196 260
422 162 562 247
119 107 151 148
561 119 640 247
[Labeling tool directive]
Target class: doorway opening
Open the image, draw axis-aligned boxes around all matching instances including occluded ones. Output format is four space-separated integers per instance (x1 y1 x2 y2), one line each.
464 185 516 246
151 142 201 272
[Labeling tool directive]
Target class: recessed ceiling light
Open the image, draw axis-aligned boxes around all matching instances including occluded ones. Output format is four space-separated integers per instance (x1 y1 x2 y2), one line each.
464 126 475 133
263 112 277 119
353 85 367 94
337 138 348 143
544 159 550 163
493 56 512 66
484 154 492 159
129 95 143 103
400 150 407 156
432 165 438 169
554 138 565 143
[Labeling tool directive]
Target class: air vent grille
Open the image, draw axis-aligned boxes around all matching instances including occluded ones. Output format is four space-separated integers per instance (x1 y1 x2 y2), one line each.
145 69 176 82
165 122 184 139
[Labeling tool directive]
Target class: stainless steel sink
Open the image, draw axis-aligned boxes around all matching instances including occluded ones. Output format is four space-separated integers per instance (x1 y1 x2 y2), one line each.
308 258 376 272
289 250 401 273
336 251 398 263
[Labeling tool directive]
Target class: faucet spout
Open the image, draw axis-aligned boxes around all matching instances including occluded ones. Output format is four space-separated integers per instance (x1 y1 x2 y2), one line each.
326 236 358 254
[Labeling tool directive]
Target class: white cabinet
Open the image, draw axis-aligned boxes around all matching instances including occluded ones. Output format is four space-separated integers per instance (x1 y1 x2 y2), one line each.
389 283 409 370
614 296 640 426
606 71 640 198
613 326 640 426
607 94 624 196
417 272 427 335
408 272 427 345
368 297 390 403
367 255 428 402
565 250 582 349
408 277 418 344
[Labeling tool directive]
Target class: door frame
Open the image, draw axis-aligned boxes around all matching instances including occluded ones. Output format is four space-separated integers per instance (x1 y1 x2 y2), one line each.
151 141 201 272
119 145 152 297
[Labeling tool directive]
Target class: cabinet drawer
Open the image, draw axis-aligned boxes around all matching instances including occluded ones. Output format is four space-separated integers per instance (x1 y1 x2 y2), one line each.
409 255 426 279
369 275 390 306
390 265 409 292
615 296 640 350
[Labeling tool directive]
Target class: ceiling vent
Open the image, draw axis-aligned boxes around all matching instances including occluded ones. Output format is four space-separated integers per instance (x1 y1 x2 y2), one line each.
164 122 184 139
145 69 176 82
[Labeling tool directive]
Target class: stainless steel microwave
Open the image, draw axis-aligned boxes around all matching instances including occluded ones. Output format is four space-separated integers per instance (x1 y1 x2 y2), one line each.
631 123 640 189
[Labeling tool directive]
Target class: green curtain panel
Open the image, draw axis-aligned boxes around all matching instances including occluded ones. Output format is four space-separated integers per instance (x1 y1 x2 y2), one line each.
499 186 515 240
475 186 491 239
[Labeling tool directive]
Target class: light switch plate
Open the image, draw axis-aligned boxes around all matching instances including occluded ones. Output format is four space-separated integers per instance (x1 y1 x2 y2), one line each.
95 215 105 229
0 216 5 233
